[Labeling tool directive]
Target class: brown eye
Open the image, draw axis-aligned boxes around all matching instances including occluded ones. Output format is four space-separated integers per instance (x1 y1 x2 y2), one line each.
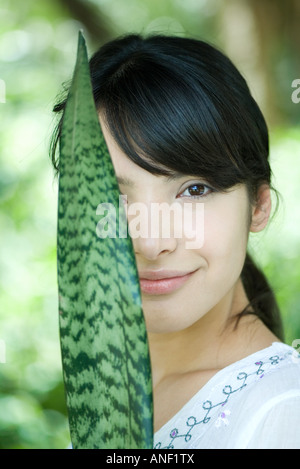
188 184 206 196
179 183 213 199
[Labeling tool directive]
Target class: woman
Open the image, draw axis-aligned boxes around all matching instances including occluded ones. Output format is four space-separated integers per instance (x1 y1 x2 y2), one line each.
51 34 300 449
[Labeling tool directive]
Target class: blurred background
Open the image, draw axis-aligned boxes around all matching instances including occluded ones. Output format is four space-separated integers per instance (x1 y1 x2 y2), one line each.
0 0 299 449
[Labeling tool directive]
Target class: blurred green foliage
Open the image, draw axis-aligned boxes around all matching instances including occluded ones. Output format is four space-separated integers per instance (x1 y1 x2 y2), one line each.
0 0 299 449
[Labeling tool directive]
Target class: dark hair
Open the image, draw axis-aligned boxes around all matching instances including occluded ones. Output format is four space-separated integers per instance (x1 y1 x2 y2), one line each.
51 33 284 340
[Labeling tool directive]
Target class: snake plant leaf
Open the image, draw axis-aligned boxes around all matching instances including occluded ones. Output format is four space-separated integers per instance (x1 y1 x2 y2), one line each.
57 31 153 449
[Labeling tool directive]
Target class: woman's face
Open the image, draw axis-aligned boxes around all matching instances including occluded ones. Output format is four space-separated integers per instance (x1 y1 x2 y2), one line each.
101 120 252 335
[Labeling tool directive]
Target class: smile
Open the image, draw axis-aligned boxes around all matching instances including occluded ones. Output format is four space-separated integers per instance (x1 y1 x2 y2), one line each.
138 269 197 295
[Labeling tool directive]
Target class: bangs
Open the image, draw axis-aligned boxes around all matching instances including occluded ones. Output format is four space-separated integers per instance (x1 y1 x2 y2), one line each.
96 53 250 190
84 34 270 194
51 34 270 191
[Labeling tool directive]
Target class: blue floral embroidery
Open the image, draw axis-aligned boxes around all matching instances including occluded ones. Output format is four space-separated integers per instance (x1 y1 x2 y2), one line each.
154 350 294 449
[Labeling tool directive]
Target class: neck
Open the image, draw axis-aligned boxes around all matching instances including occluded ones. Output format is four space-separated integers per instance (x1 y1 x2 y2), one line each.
147 278 255 388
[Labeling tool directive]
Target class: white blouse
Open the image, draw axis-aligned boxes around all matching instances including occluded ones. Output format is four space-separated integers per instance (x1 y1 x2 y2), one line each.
154 342 300 449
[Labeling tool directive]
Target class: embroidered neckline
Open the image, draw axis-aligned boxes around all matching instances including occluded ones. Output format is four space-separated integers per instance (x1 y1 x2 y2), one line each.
154 343 298 449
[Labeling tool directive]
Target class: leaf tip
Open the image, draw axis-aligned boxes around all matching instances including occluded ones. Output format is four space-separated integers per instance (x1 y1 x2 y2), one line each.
77 29 87 51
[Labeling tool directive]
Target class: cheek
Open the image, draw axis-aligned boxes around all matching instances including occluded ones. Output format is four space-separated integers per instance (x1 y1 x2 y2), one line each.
179 203 205 250
202 200 249 270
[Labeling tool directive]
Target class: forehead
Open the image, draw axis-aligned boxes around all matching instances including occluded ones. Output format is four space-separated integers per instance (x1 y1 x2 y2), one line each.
99 115 186 186
100 117 146 179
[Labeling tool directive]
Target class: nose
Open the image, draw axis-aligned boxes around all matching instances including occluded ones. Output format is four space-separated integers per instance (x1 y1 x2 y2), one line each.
133 235 177 261
127 200 178 261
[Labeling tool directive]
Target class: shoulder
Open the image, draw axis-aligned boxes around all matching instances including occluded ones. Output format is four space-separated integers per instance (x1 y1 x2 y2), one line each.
240 342 300 399
214 342 300 407
154 342 300 449
230 342 300 448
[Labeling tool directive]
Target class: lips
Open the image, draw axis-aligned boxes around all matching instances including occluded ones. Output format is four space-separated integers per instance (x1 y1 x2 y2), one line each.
138 269 197 295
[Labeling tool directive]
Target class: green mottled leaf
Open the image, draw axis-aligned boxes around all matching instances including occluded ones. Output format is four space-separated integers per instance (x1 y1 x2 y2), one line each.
57 31 153 449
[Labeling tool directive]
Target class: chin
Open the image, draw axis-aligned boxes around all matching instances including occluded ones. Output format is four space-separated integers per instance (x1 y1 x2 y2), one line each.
144 307 201 335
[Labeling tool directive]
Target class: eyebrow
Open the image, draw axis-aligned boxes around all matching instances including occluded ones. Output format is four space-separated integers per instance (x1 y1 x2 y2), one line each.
116 176 136 188
165 171 186 182
116 171 185 188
